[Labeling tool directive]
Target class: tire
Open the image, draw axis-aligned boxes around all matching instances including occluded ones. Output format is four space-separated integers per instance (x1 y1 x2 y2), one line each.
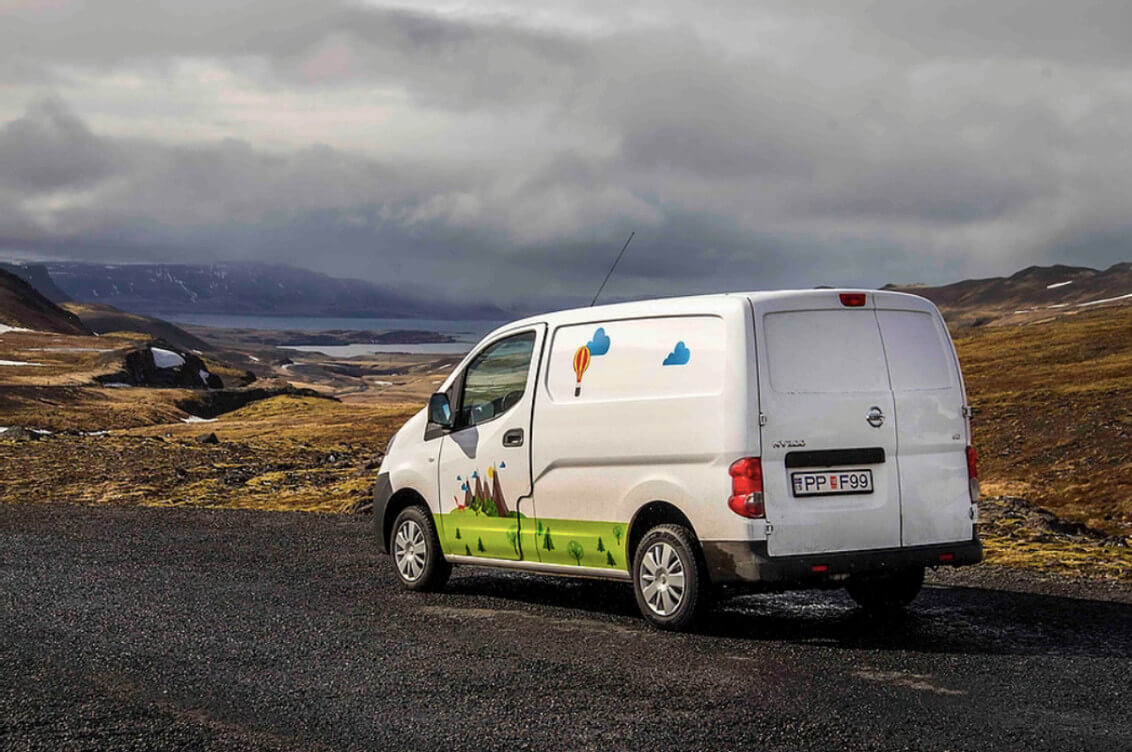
390 506 451 592
631 524 712 631
845 567 924 611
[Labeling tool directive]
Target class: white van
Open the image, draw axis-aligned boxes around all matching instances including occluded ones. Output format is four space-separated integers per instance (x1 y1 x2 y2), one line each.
374 290 982 630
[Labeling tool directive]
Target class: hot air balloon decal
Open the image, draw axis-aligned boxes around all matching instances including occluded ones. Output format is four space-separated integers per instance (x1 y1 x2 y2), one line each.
572 345 591 397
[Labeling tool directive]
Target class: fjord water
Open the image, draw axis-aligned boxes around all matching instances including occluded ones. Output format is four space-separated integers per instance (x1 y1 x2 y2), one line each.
164 313 507 354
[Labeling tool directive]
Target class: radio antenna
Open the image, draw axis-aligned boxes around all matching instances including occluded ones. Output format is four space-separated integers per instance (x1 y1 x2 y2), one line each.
590 231 635 307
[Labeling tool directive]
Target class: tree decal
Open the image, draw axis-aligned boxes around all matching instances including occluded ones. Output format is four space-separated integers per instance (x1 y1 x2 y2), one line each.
567 540 584 565
506 525 519 556
477 537 486 553
606 551 616 567
596 537 605 552
465 544 472 556
543 527 554 551
612 525 624 546
455 528 462 540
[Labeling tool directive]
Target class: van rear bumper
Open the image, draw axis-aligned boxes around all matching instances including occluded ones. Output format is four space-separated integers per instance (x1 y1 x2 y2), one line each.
701 536 982 586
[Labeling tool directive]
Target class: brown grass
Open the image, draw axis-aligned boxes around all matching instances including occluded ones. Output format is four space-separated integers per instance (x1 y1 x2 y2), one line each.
954 305 1132 538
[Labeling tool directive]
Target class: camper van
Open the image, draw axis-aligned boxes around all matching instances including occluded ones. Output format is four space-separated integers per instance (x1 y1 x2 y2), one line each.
373 290 982 630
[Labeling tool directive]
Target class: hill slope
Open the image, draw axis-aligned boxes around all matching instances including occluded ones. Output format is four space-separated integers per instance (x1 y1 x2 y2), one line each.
63 301 212 353
0 269 90 335
42 261 508 320
0 262 72 303
955 304 1132 538
887 262 1132 326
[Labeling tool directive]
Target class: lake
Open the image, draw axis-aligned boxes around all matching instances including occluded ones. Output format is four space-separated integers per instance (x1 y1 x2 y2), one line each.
164 313 509 355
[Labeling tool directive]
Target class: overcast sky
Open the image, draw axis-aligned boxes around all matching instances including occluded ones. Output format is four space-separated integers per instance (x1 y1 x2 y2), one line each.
1 1 1130 306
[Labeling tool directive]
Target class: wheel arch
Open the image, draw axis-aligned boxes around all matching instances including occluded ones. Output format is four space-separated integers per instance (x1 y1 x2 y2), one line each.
380 487 430 553
626 500 700 566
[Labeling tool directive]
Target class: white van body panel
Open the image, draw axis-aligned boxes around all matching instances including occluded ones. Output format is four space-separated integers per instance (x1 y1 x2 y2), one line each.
754 294 902 557
874 296 973 546
531 297 758 547
381 409 439 511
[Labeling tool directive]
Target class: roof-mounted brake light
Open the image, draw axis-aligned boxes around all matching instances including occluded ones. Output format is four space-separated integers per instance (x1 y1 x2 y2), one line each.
839 293 867 307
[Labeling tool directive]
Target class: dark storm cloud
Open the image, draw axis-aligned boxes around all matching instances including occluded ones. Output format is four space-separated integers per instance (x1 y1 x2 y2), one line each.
2 1 1131 305
0 98 120 191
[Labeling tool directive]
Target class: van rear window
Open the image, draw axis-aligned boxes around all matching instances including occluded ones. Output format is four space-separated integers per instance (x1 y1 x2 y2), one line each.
764 311 889 393
876 310 955 391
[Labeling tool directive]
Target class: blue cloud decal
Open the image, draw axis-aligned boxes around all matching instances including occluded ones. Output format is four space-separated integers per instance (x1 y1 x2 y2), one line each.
663 341 691 366
498 461 506 469
586 327 611 356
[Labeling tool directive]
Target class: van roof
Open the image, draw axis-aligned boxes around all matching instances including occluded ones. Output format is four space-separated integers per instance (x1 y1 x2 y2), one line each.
486 288 937 339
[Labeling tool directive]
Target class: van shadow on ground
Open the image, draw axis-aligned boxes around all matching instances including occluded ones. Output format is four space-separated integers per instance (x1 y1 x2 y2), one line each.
442 571 1132 659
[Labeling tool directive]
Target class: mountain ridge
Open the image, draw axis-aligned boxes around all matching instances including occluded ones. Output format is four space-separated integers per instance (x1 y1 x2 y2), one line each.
23 261 508 320
884 261 1132 326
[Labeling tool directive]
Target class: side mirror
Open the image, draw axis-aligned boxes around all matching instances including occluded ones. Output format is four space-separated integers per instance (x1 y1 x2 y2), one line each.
428 393 454 428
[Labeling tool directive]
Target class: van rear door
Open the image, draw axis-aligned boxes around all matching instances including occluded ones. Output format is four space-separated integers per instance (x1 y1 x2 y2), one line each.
874 296 973 547
755 294 902 557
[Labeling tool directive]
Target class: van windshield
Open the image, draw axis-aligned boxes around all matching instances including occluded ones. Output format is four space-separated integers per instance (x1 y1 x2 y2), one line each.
764 310 889 393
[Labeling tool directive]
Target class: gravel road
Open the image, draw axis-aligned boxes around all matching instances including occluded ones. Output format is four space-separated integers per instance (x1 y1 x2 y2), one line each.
2 503 1130 751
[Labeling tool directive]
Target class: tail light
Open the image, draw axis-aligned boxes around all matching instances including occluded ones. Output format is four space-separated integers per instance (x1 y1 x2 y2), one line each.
966 445 980 503
728 457 765 518
839 292 867 307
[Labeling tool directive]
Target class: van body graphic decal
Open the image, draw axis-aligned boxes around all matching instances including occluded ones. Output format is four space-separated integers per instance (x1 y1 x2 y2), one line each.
572 345 591 397
438 460 629 573
586 326 611 356
663 340 691 366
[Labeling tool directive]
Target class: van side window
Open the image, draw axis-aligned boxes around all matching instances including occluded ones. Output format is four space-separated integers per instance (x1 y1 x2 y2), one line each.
459 332 536 427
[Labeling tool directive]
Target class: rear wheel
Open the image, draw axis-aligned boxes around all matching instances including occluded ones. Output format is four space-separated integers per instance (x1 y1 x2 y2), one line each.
390 506 451 591
845 567 924 611
632 524 711 631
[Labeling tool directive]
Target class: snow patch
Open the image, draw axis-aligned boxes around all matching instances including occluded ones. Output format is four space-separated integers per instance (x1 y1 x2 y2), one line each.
1077 292 1132 307
248 355 260 362
151 347 185 368
0 360 43 366
28 347 114 352
102 382 133 388
182 416 218 423
199 369 211 385
0 324 35 335
1046 280 1073 289
373 380 393 386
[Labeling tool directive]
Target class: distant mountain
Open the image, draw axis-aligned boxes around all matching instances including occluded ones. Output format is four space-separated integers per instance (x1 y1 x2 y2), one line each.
0 269 90 335
885 262 1132 326
0 262 72 303
38 262 508 320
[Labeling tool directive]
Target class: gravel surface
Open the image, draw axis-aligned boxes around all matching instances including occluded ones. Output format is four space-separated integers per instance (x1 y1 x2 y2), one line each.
2 503 1131 751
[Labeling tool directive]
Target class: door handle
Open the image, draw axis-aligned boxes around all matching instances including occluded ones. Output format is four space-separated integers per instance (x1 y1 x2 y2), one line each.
866 406 885 428
503 428 524 447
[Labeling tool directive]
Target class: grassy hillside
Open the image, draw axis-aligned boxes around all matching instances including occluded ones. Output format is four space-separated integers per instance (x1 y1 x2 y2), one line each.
955 305 1132 538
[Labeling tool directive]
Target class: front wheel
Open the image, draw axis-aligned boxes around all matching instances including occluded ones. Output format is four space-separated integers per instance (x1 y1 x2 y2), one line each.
632 524 711 631
845 567 924 611
390 506 451 591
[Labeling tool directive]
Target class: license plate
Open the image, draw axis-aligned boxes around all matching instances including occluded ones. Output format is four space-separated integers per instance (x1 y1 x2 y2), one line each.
791 469 874 497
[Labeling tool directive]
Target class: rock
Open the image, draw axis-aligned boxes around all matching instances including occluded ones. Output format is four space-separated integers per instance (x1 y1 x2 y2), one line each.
0 427 41 441
197 432 220 445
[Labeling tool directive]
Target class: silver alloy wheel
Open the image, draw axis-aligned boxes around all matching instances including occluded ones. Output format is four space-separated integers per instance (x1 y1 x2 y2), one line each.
394 519 427 582
639 541 686 616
